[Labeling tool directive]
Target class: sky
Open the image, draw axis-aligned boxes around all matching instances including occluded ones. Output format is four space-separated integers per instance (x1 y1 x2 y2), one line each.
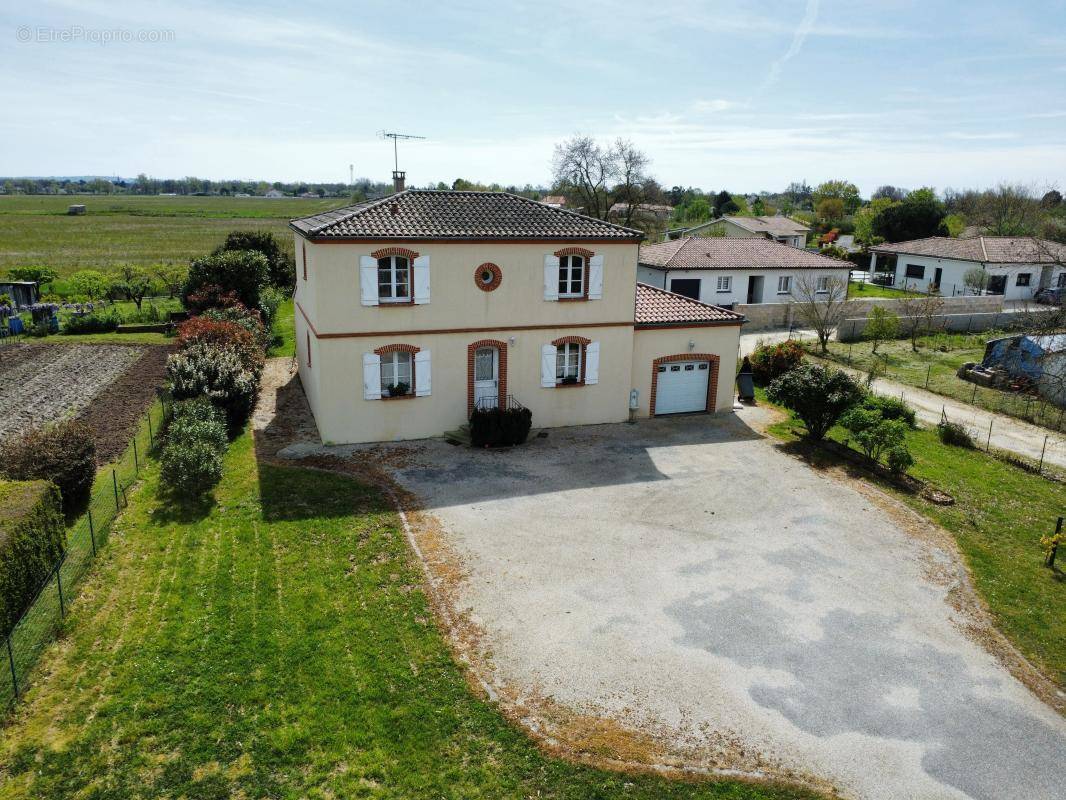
2 0 1065 194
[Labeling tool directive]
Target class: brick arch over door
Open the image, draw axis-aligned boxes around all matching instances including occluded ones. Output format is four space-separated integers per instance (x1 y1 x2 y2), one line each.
649 353 721 415
467 339 508 416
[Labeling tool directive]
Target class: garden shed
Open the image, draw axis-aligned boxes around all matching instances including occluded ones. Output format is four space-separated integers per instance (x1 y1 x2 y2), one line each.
0 281 39 307
982 333 1066 406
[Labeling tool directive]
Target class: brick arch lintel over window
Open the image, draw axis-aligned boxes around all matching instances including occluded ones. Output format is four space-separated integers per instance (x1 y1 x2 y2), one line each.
649 353 721 415
467 339 508 416
553 246 595 259
551 335 591 347
370 246 420 261
373 343 421 356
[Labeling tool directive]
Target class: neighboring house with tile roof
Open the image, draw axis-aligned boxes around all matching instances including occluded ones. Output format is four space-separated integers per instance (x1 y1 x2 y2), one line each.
290 189 743 443
670 215 810 248
868 237 1066 300
638 237 851 306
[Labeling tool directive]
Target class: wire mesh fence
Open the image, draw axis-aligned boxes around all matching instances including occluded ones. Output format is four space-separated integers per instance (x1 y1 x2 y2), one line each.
1 394 172 710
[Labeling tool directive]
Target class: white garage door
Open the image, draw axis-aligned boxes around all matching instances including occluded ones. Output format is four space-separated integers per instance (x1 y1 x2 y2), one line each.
654 360 711 415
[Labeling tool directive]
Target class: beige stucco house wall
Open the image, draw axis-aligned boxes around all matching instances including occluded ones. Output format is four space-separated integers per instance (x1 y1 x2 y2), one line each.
630 326 739 417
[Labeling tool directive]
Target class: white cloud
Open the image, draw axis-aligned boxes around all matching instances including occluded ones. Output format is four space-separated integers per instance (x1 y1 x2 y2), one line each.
690 99 742 114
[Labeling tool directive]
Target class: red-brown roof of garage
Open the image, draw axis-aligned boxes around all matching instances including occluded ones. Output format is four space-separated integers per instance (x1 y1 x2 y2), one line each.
290 189 645 241
634 283 744 327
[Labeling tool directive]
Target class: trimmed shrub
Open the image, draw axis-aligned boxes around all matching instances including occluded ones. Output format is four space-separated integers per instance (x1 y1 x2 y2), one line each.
861 394 916 428
166 343 259 433
199 303 269 349
937 420 974 448
183 250 269 312
841 407 908 462
176 317 264 376
469 407 533 447
214 230 296 290
0 421 97 515
749 340 805 385
767 364 864 441
63 309 120 334
886 445 914 475
161 399 228 499
0 480 66 637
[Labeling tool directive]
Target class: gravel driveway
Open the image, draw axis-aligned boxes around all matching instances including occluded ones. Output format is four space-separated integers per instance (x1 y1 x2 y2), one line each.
301 410 1066 800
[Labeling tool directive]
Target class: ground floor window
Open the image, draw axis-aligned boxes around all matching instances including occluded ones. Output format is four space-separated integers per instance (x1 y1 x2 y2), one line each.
716 275 732 293
670 278 701 300
904 263 925 279
777 275 792 294
1058 272 1066 288
817 275 831 292
380 351 413 396
1016 273 1031 287
556 342 582 384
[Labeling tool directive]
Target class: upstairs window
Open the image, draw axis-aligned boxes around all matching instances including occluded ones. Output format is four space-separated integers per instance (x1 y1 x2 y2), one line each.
558 255 585 298
378 255 410 302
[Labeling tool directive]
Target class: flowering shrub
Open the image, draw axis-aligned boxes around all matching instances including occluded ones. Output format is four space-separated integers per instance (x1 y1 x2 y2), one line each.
184 284 242 315
166 343 259 432
64 309 120 334
183 250 269 312
176 317 263 375
749 340 805 385
0 420 97 515
161 399 228 499
199 303 269 348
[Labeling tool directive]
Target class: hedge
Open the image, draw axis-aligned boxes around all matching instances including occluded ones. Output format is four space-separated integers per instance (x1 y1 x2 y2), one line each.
470 407 533 447
161 399 228 498
0 480 66 638
0 420 97 515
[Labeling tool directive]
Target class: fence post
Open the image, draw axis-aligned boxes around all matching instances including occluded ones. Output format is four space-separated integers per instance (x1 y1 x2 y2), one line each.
56 566 65 619
147 409 153 447
88 507 96 557
986 419 993 452
1038 435 1048 474
926 364 931 389
133 438 139 472
112 469 119 512
6 636 16 701
971 383 978 404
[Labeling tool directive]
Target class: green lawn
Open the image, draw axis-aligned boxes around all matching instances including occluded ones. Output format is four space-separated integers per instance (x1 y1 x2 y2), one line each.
0 195 346 276
0 433 818 800
820 334 1066 431
268 297 295 358
847 280 918 299
764 403 1066 689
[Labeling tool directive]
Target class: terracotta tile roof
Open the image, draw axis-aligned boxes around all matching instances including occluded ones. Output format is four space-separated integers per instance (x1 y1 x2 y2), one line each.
634 283 743 327
639 237 852 271
290 190 644 241
870 236 1066 264
689 215 809 235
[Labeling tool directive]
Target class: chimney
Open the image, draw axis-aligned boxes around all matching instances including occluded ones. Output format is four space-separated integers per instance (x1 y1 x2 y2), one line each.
392 170 405 193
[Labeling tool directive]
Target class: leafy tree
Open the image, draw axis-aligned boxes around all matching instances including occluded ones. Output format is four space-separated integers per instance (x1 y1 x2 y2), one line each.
942 213 967 238
854 198 898 245
872 185 907 202
752 197 766 216
864 306 899 353
963 267 989 294
815 197 845 224
712 190 738 217
7 266 58 292
813 179 862 214
154 263 189 298
672 195 712 225
68 269 108 301
1040 189 1062 208
183 250 269 311
871 187 946 242
214 230 295 290
112 265 153 310
840 407 908 462
766 364 864 440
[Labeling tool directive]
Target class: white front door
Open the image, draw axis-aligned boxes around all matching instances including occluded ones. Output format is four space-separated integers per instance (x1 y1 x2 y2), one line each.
654 360 711 415
473 347 499 409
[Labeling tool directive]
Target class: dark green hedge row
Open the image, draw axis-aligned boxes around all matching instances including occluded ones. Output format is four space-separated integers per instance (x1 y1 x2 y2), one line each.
0 480 66 638
470 407 533 448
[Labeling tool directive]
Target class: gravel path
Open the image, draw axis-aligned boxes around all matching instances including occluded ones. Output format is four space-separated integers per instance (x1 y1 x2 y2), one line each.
0 344 144 440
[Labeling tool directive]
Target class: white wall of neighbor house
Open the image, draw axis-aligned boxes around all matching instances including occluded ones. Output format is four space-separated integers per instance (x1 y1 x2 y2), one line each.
631 325 741 416
886 254 1048 300
297 326 636 444
639 268 850 306
294 238 638 335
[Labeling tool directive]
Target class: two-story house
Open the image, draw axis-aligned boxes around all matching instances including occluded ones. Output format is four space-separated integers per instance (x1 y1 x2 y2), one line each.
291 190 743 444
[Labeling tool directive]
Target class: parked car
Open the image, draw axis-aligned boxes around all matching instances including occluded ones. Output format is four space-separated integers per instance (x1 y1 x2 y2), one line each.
1034 287 1065 305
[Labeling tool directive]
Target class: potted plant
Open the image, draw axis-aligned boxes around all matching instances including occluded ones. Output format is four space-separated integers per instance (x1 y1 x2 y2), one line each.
560 375 579 385
387 381 410 397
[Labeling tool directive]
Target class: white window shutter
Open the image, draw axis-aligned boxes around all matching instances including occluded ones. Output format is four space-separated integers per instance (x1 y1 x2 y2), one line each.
543 255 560 301
415 349 432 396
588 255 604 299
413 255 431 304
359 256 378 306
362 352 381 400
541 344 556 387
584 341 600 384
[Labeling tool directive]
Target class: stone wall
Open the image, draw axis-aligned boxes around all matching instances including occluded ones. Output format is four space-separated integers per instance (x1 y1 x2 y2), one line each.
735 294 1004 332
835 308 1058 342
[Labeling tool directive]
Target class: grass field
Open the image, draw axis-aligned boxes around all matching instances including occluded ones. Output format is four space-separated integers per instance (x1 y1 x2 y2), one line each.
268 297 295 358
847 280 919 299
0 433 818 800
0 195 347 276
763 399 1066 689
821 333 1066 431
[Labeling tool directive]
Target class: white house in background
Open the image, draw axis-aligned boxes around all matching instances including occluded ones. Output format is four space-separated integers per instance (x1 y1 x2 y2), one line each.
290 189 744 444
869 237 1066 300
264 189 287 198
638 237 852 306
675 215 810 248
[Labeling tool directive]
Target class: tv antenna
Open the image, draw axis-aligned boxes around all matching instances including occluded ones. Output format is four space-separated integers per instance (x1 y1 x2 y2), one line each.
378 130 426 173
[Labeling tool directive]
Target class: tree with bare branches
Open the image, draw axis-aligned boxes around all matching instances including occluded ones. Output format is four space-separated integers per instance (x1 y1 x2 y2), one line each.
551 136 652 224
895 283 946 351
792 274 850 353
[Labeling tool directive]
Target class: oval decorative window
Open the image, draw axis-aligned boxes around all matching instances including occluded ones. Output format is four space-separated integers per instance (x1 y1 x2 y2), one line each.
474 262 502 292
